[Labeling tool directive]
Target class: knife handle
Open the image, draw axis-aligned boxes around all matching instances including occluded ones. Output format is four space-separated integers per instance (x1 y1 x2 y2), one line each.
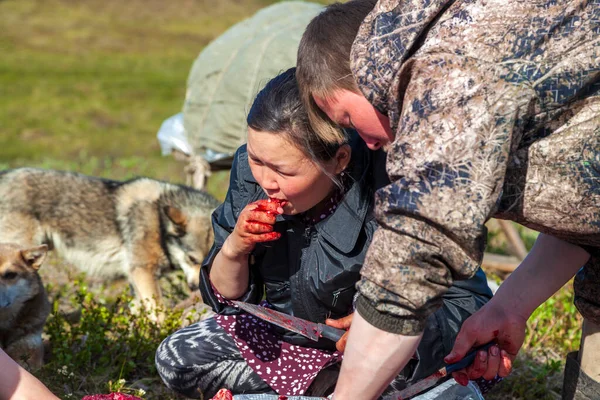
319 324 346 342
445 342 495 374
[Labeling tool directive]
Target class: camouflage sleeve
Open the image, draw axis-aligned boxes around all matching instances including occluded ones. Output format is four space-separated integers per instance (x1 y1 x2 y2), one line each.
356 55 527 335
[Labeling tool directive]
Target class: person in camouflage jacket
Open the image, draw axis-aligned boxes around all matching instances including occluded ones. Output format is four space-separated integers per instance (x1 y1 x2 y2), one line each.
297 0 599 397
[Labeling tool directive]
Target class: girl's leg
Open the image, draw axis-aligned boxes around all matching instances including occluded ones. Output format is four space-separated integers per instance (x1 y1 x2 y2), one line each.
155 317 272 399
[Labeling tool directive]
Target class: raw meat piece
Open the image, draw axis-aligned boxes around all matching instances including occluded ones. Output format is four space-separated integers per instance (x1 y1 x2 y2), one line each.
210 388 234 400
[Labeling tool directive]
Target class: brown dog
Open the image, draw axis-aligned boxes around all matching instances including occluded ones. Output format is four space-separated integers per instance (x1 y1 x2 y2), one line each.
0 243 50 370
0 168 219 315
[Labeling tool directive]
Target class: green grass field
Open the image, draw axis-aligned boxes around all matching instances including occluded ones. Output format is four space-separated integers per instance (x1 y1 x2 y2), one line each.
0 1 583 399
0 0 286 191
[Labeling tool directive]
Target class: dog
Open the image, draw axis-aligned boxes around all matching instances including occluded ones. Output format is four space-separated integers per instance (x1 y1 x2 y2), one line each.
0 168 220 312
0 243 50 370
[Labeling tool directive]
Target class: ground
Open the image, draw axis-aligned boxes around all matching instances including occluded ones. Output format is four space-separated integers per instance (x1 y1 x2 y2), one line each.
0 0 582 399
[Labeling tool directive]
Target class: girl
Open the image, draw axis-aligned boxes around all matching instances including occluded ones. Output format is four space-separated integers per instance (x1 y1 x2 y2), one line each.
155 68 493 399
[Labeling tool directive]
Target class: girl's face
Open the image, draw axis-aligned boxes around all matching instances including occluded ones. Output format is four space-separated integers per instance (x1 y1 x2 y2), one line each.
247 128 348 215
314 89 394 151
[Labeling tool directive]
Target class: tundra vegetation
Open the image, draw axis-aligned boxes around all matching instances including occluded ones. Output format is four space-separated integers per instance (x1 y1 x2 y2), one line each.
0 0 580 398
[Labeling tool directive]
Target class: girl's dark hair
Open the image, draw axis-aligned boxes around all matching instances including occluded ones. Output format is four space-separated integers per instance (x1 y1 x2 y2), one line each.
247 67 346 163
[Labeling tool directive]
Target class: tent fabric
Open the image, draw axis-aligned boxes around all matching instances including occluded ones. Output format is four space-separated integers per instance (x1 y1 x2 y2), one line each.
183 1 323 159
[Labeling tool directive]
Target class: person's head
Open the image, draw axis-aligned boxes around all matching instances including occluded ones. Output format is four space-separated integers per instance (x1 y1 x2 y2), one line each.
247 67 351 215
296 0 393 151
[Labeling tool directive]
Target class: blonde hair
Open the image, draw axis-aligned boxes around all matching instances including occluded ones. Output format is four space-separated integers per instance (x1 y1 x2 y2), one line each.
296 0 376 146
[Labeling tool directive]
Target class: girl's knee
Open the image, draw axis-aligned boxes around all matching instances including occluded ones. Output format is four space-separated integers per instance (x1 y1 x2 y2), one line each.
155 352 203 398
155 336 191 383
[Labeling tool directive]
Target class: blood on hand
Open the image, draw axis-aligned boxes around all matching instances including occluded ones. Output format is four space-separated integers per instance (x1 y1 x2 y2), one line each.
240 199 285 244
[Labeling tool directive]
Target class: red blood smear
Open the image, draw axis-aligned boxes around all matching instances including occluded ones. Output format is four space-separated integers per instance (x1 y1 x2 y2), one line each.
82 394 142 400
278 396 288 400
493 330 499 337
432 370 445 378
263 232 282 240
455 372 469 386
253 204 272 212
245 221 273 231
249 306 319 339
253 199 287 215
269 198 287 207
209 389 234 400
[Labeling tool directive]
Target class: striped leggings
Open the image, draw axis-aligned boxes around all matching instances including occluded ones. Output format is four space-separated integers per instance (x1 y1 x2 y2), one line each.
155 317 499 399
155 317 271 399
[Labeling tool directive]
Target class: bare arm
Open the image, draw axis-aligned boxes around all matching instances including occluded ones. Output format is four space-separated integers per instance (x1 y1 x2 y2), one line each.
495 233 589 318
333 312 422 399
209 237 252 299
0 348 59 400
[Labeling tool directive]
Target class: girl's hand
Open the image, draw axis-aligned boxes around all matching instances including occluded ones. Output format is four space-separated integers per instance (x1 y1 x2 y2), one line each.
326 313 354 352
222 199 285 258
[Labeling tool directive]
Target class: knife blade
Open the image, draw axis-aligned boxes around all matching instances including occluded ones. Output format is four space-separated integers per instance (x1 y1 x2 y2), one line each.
232 301 346 342
389 342 494 400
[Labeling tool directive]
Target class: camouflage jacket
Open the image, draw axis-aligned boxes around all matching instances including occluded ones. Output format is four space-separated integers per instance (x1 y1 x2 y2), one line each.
351 0 600 335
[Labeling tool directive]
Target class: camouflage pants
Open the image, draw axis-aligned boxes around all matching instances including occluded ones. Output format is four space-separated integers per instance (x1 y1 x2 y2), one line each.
574 251 600 326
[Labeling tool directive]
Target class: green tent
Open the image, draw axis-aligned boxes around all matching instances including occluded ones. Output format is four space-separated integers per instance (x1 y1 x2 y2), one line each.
183 1 323 167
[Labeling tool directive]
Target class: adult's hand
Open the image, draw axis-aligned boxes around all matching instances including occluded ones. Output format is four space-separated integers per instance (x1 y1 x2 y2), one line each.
446 233 590 385
444 299 527 384
326 313 354 352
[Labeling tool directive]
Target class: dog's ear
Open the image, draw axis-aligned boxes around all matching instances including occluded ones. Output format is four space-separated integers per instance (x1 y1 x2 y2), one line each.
164 206 187 237
21 245 48 270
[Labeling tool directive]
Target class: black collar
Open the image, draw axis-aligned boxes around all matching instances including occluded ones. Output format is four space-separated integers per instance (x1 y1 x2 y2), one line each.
312 142 371 253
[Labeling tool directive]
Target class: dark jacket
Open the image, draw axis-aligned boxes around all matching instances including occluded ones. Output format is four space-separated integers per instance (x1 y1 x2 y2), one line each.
200 135 492 363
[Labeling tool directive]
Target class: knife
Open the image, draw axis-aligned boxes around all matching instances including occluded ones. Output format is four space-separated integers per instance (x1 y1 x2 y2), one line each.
388 342 495 400
232 301 346 342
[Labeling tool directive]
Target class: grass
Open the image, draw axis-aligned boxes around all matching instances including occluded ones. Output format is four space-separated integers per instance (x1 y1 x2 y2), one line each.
0 0 585 398
34 254 218 400
41 279 191 399
0 0 288 190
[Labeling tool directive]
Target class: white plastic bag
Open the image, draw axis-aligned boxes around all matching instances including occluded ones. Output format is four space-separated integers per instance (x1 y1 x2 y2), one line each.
157 113 193 156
